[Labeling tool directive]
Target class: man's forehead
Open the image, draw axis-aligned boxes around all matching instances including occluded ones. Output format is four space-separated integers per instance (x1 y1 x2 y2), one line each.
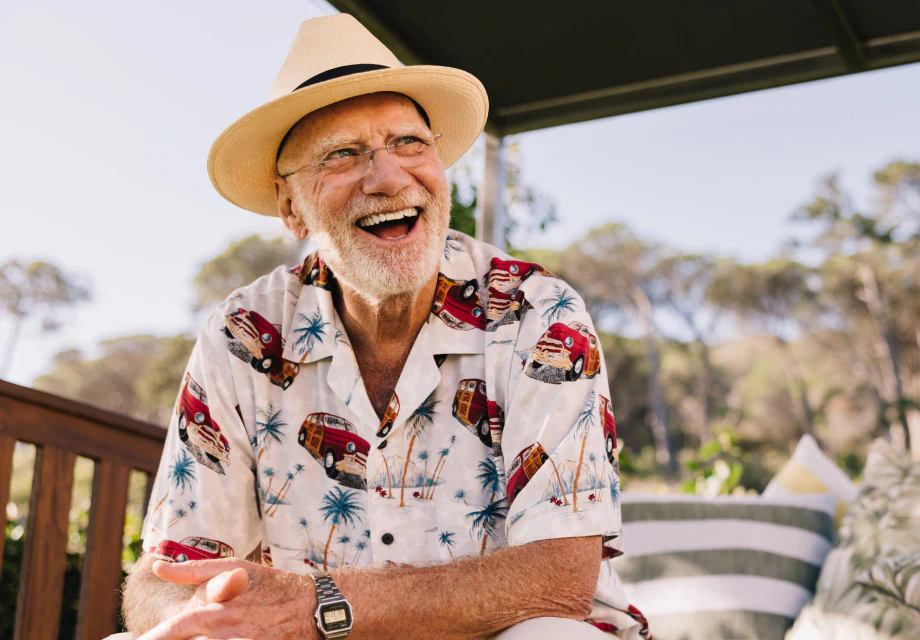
294 93 424 144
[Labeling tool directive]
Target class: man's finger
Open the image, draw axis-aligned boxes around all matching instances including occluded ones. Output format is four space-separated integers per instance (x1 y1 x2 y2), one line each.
204 567 250 603
138 604 222 640
153 558 246 585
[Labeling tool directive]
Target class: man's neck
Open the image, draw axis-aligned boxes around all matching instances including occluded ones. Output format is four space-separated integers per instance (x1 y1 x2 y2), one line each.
332 272 438 365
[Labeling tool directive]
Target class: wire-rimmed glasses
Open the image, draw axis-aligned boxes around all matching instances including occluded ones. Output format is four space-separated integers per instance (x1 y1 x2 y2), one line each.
280 132 443 179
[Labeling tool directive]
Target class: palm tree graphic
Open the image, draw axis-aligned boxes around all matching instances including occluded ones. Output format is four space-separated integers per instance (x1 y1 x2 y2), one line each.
337 535 351 567
293 307 329 361
609 473 621 509
453 488 469 505
399 393 439 507
167 507 187 529
353 540 367 564
439 530 457 560
266 463 306 517
319 487 365 570
589 452 602 502
255 404 286 462
467 497 509 556
444 236 464 260
417 450 430 496
299 517 312 544
572 391 596 512
427 435 457 499
540 285 577 324
153 449 197 516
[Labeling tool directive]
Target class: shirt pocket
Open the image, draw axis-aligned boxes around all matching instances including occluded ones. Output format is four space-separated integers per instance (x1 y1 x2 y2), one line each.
368 496 439 564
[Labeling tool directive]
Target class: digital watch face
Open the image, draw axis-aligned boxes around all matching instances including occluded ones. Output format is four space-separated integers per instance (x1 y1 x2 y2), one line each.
319 603 352 632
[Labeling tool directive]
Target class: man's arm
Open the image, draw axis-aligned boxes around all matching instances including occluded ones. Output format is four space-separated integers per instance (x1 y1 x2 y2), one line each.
122 555 196 635
138 535 602 640
335 535 601 639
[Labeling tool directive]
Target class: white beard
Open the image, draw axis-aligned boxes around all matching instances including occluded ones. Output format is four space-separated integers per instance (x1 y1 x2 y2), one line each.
297 183 452 303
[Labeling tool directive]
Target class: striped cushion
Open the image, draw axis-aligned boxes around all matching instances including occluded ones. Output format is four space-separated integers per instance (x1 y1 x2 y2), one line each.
619 493 838 640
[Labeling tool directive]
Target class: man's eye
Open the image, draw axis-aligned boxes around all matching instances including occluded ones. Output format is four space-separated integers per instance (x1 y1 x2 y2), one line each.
326 148 357 160
393 136 422 146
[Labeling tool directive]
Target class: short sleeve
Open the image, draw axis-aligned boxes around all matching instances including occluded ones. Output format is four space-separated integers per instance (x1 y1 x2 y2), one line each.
141 310 262 563
499 278 622 559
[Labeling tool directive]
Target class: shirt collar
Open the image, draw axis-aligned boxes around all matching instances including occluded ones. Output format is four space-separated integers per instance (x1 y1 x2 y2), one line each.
281 231 484 366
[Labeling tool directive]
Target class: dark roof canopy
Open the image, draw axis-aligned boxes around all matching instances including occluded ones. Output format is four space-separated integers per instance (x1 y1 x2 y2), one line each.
328 0 920 135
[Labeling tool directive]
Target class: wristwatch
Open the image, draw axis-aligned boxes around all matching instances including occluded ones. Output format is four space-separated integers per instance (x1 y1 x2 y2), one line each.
309 570 354 639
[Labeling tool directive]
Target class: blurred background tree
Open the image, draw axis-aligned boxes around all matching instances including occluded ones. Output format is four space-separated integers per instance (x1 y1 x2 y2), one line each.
0 260 91 378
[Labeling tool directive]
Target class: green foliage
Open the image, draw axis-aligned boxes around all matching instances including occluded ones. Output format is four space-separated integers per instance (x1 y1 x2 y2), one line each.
192 234 304 312
32 333 195 424
0 260 91 377
448 182 476 237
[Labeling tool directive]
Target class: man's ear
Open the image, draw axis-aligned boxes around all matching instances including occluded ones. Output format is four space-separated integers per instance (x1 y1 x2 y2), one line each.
274 177 308 240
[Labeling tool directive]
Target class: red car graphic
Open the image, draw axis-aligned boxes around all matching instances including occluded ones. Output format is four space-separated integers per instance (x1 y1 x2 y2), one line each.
224 308 284 373
483 259 555 293
487 400 505 456
506 442 549 505
301 252 332 289
531 321 601 381
452 378 492 447
485 286 532 329
152 536 234 563
432 274 485 331
599 395 617 464
177 373 231 466
299 412 370 479
376 393 400 437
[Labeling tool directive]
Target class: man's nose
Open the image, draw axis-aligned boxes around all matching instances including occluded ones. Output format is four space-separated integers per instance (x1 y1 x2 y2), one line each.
361 147 413 197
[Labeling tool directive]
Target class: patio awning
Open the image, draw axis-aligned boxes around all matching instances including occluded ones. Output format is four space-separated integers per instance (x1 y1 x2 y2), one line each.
327 0 920 135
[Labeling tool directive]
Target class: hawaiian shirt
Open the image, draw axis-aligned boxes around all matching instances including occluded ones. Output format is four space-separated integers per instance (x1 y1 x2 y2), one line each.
142 230 648 637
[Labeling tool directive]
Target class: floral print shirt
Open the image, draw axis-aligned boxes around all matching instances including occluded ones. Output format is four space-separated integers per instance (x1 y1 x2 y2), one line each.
142 230 647 637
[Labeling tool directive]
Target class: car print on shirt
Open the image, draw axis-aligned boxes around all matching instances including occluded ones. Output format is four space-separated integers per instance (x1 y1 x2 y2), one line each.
176 372 231 471
431 274 485 331
487 401 505 457
526 321 601 384
598 395 618 465
224 308 284 373
300 252 333 289
268 360 300 390
452 378 492 447
375 393 400 438
485 286 533 332
483 258 555 293
298 413 370 490
151 536 234 563
506 442 549 506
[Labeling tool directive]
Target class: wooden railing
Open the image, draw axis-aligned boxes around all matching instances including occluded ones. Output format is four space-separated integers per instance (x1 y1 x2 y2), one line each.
0 379 166 640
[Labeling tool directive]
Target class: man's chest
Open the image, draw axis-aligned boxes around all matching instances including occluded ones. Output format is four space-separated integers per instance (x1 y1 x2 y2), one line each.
241 352 504 572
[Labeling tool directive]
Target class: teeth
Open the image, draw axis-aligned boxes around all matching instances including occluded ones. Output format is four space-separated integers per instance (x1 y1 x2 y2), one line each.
357 207 418 228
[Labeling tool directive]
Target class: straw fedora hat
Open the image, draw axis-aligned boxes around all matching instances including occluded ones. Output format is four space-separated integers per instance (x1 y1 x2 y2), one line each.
207 14 489 217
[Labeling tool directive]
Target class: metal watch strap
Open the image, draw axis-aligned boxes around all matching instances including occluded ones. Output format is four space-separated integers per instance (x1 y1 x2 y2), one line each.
311 571 352 639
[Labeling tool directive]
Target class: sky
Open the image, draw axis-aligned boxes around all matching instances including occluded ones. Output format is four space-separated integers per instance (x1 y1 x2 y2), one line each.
2 1 919 388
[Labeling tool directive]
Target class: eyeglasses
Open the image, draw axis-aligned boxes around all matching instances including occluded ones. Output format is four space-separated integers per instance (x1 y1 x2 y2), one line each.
280 132 443 179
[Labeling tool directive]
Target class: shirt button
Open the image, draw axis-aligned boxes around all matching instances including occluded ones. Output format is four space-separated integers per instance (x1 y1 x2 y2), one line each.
381 533 394 545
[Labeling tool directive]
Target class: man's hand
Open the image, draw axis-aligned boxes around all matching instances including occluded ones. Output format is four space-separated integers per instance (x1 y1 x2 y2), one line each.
138 559 316 640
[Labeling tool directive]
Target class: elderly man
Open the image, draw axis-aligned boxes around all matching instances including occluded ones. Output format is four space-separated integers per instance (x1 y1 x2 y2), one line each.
122 14 650 640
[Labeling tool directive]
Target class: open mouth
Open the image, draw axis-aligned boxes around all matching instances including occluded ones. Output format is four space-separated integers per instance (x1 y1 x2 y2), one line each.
356 207 420 240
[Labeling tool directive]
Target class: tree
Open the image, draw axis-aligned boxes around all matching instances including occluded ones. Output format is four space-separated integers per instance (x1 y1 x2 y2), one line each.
708 258 822 438
32 334 194 424
790 165 920 450
558 223 678 474
653 254 724 440
292 308 330 361
0 260 91 378
192 234 304 313
399 394 439 507
319 487 364 570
